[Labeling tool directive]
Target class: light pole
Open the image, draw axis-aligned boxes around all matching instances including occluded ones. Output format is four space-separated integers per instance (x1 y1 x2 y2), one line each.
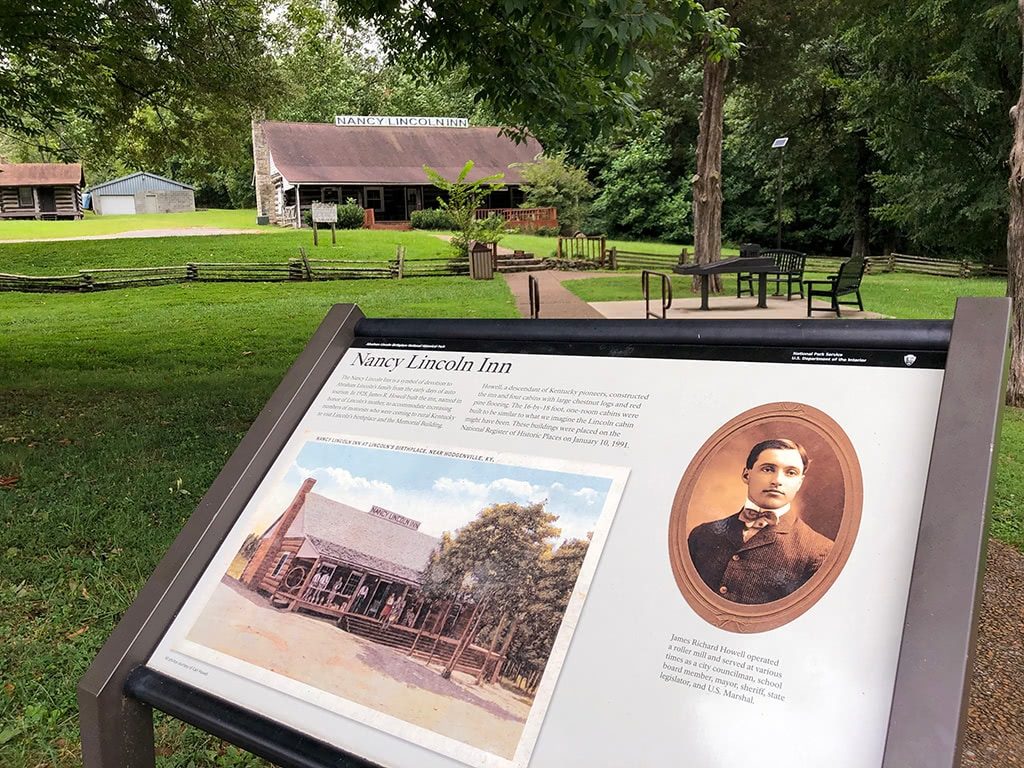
772 136 788 248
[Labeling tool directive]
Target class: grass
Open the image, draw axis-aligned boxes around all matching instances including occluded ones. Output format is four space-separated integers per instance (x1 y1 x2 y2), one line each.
0 209 263 240
0 232 1019 768
0 228 454 275
0 278 516 768
497 231 739 260
562 270 1008 320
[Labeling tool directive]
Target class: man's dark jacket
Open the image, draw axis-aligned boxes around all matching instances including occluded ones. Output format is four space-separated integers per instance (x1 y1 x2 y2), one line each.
687 511 833 604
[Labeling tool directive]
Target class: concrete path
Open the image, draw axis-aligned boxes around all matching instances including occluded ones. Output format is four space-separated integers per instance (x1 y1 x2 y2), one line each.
500 269 883 320
500 270 606 319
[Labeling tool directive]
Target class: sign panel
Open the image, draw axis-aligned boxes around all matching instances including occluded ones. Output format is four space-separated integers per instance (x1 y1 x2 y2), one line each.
311 202 338 224
335 115 470 128
149 336 946 768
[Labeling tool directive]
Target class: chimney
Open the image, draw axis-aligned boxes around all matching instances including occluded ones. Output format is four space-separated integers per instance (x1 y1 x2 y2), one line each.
241 477 316 588
251 112 277 225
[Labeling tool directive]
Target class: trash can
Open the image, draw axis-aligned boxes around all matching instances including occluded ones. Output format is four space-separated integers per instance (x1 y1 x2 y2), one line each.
740 243 761 259
469 240 495 280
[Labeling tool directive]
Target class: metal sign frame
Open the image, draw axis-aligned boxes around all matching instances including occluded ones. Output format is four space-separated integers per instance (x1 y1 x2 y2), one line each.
79 299 1010 768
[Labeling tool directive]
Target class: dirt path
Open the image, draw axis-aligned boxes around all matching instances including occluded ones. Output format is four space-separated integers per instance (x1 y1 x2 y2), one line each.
187 580 531 760
0 227 271 244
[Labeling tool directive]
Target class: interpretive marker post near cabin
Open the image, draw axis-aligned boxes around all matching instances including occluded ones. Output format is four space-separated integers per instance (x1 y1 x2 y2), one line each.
311 202 337 246
79 299 1009 768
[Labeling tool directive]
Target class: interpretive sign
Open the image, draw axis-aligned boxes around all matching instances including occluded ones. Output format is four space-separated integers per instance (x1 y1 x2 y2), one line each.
311 202 337 224
79 301 1010 768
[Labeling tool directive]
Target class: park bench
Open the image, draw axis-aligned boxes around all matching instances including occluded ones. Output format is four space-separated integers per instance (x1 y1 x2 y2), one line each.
804 257 867 317
737 248 806 300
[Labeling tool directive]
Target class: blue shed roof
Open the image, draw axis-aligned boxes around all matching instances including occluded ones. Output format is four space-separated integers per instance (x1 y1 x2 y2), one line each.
86 172 194 195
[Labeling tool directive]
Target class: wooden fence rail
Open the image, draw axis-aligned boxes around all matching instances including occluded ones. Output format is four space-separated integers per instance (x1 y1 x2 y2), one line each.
0 249 472 293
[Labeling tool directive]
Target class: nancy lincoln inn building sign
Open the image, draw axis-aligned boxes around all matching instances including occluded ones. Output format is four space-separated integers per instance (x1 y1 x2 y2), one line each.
251 115 542 227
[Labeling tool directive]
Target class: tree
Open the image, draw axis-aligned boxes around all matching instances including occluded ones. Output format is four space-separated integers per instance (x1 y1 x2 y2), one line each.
589 121 693 241
515 153 595 234
421 501 560 680
0 0 274 144
335 0 732 147
424 161 507 256
1007 0 1024 406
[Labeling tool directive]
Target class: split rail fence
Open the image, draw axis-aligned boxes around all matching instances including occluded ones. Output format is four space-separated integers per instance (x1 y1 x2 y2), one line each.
0 248 469 293
601 248 1007 279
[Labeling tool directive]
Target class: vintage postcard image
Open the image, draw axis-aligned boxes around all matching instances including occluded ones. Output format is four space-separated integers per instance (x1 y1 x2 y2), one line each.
172 435 629 768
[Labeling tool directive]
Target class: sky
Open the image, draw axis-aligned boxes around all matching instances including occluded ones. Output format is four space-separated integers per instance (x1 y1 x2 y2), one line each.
246 439 615 542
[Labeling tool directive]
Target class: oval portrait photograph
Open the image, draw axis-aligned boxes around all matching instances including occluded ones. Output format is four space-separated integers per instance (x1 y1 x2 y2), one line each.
668 402 863 634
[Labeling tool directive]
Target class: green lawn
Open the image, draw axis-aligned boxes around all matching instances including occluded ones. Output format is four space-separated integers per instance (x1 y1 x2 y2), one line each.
0 209 263 240
0 239 1019 768
496 231 739 259
0 228 454 275
563 271 1008 320
0 278 516 768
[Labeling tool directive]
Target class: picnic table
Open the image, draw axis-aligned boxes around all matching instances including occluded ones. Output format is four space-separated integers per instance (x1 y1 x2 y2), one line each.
674 256 779 311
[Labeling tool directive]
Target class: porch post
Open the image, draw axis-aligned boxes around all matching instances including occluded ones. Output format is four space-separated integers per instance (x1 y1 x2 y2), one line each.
294 184 301 228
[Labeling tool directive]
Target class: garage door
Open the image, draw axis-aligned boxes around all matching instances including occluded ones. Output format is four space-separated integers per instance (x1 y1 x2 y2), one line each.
99 195 136 215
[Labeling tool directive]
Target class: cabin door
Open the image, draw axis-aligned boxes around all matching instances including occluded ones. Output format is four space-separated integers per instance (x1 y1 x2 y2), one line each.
405 187 422 219
38 187 56 213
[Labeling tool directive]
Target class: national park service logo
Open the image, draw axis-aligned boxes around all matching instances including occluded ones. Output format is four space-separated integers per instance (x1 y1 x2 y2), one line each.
903 354 917 367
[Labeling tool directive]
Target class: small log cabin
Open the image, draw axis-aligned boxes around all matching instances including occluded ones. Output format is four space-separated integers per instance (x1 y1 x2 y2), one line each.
252 119 542 228
0 163 84 220
240 478 508 679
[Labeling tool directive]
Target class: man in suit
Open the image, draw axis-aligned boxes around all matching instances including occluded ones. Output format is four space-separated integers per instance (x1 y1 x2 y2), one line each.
687 438 833 605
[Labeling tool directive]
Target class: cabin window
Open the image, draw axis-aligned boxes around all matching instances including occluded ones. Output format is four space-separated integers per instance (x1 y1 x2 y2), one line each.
271 553 291 577
364 187 384 212
18 187 33 207
320 187 339 204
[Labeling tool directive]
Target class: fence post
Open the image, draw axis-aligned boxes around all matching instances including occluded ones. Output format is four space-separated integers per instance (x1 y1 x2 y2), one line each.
608 247 618 270
960 260 971 278
397 246 405 279
887 252 895 272
678 248 689 266
79 271 94 291
288 259 303 281
186 263 198 281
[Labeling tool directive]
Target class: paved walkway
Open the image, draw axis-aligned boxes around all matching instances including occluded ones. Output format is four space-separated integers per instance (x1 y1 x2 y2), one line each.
500 269 882 320
499 268 1023 767
501 269 605 319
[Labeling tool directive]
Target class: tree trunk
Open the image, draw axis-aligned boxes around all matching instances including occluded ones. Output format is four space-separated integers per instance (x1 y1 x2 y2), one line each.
851 130 872 260
1007 0 1024 406
692 50 729 293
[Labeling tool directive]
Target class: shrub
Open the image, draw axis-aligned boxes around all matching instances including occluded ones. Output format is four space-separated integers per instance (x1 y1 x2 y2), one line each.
302 199 365 229
514 152 595 234
337 198 365 228
411 208 455 229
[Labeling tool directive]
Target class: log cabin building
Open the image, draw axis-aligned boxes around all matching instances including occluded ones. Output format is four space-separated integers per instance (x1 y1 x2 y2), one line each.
240 478 509 679
251 118 544 228
0 163 84 220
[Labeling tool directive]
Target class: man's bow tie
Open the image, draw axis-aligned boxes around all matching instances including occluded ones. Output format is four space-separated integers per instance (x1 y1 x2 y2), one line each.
739 507 778 529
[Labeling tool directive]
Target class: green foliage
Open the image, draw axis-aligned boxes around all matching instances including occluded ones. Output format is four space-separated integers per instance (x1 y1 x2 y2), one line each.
423 501 561 614
336 199 365 229
589 124 692 242
423 161 507 256
515 153 595 234
507 538 589 668
334 0 735 148
410 208 456 230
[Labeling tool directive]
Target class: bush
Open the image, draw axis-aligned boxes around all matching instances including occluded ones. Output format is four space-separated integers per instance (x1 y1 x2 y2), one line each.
302 199 365 229
337 198 365 228
411 208 455 229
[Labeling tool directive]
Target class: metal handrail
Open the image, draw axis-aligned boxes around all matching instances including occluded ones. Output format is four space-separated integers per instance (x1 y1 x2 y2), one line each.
528 274 541 319
642 270 672 319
